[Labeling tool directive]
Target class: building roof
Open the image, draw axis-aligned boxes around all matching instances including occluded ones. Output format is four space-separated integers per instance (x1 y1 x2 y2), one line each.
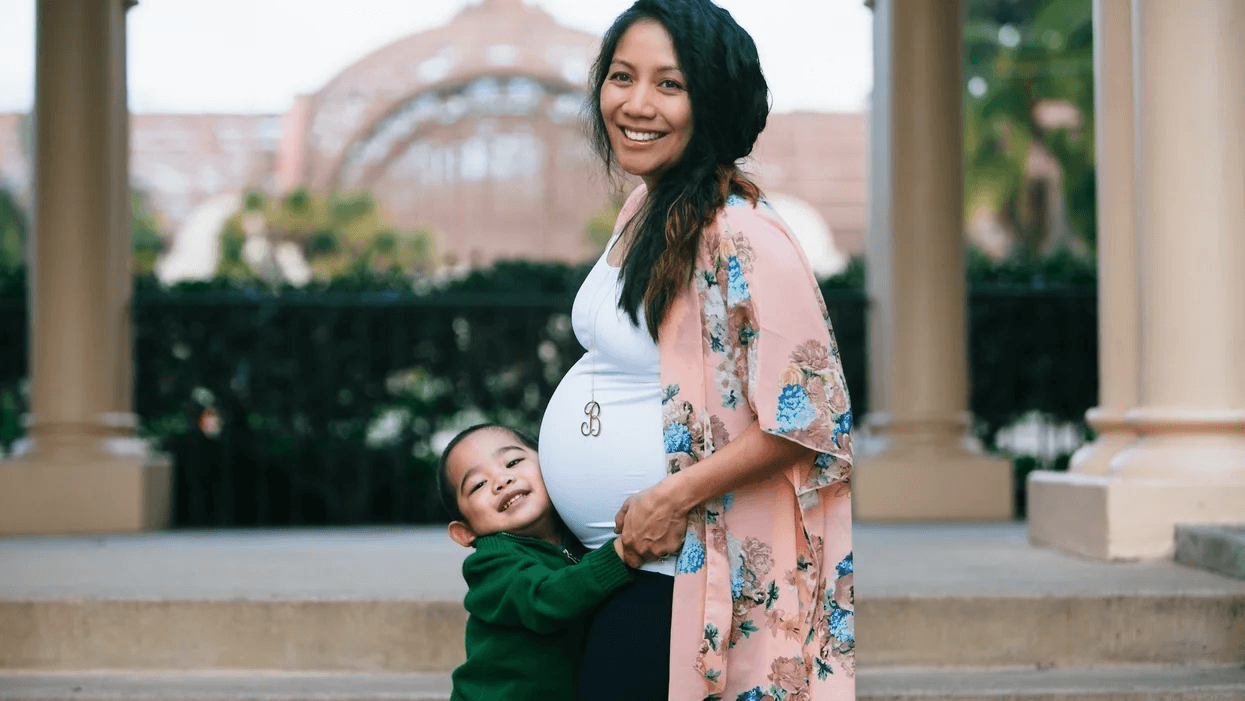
301 0 600 189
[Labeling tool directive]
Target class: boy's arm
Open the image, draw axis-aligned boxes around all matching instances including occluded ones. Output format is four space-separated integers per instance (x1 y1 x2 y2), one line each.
463 538 633 635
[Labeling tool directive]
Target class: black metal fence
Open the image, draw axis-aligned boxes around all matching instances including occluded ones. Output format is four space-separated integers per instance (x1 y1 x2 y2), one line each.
0 283 1093 526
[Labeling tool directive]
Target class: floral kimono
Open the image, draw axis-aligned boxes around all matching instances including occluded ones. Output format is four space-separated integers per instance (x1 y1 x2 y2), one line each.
617 185 855 701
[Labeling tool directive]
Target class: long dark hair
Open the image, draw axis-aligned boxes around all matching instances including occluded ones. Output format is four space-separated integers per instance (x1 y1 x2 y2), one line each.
588 0 770 340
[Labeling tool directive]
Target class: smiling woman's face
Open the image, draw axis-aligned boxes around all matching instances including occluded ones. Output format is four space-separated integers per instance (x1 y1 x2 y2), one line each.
599 18 693 189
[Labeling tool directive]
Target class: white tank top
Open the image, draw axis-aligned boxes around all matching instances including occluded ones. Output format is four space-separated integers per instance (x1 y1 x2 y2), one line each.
539 235 675 576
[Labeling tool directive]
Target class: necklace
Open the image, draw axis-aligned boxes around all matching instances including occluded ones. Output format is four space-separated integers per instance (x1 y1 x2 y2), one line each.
581 242 618 438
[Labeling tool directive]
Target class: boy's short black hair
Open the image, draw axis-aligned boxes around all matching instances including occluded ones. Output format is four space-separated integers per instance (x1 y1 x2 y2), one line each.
437 423 538 522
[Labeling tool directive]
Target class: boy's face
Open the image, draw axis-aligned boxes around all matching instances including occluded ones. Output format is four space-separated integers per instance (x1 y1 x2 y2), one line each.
445 428 558 546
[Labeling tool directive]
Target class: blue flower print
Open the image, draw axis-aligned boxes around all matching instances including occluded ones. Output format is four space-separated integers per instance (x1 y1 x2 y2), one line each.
726 193 747 208
815 657 834 680
829 607 854 643
664 423 692 454
709 333 726 353
836 410 853 437
836 551 853 577
721 491 735 511
677 531 706 574
737 687 765 701
731 561 745 600
775 384 817 433
726 255 751 306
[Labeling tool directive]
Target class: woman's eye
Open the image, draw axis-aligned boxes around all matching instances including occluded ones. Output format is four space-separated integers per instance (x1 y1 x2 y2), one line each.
661 79 684 90
609 71 631 82
470 481 485 494
506 458 523 468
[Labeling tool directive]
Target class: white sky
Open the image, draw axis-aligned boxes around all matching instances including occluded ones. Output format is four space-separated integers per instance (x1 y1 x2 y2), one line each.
0 0 873 115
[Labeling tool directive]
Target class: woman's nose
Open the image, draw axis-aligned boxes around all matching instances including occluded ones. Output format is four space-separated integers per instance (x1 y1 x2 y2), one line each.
623 85 657 118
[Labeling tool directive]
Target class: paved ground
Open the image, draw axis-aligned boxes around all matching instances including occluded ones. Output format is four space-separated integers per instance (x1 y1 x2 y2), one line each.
3 522 1244 601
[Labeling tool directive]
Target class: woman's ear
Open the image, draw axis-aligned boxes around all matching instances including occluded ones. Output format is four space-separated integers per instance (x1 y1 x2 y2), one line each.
448 520 478 548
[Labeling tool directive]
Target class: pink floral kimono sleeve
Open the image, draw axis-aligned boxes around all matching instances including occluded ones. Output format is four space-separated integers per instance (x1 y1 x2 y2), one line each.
658 194 855 701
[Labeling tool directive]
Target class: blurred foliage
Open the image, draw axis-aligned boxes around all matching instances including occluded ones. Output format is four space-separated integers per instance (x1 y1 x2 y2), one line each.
0 253 1093 522
584 193 625 257
820 256 866 290
218 187 436 283
0 188 28 278
132 190 165 276
0 186 169 281
966 245 1095 287
965 0 1095 253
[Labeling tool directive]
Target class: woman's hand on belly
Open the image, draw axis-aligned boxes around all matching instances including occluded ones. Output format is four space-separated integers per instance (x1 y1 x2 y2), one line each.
613 422 817 567
613 481 690 568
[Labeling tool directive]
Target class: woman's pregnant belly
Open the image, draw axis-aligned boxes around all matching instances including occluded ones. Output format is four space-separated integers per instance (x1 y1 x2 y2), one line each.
539 354 674 575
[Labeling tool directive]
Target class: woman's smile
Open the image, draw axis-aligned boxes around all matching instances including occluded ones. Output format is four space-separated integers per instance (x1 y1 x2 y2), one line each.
621 127 667 143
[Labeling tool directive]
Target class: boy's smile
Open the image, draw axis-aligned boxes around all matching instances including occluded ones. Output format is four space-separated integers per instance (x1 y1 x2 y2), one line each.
446 428 559 546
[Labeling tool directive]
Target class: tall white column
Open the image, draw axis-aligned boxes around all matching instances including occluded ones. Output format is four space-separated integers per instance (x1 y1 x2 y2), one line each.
858 0 1012 521
864 0 893 463
0 0 169 535
1068 0 1140 476
1032 0 1245 559
1028 0 1142 555
1028 0 1141 548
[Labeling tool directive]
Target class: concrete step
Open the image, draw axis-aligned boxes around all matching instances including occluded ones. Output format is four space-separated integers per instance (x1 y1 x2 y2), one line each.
1 666 1242 701
1176 524 1245 580
3 591 1242 673
0 671 453 701
861 665 1245 701
3 526 1243 672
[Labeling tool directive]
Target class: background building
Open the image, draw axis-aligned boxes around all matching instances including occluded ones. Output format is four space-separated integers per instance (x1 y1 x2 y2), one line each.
0 0 866 282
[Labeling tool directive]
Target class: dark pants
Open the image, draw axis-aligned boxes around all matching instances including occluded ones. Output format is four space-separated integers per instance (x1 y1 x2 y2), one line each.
577 570 674 701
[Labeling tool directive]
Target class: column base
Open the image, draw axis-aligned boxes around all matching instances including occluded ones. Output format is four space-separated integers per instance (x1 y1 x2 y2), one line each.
1069 407 1138 476
1027 471 1245 560
0 450 172 535
1067 431 1138 475
854 444 1014 521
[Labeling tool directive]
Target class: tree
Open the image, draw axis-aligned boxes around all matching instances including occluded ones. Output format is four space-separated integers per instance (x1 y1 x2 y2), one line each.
132 189 165 276
965 0 1096 255
218 187 437 283
0 188 26 277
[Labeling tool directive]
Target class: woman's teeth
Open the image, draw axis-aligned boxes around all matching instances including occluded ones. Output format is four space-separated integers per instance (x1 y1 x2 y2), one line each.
500 493 526 512
623 128 663 142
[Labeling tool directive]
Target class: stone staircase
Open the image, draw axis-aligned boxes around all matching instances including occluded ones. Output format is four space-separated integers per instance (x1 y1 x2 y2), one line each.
1 525 1242 700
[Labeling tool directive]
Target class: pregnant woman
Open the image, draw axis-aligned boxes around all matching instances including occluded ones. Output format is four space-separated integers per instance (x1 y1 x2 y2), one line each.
539 1 855 699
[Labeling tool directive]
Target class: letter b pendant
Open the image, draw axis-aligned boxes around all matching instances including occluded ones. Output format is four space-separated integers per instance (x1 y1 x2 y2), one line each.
581 401 602 437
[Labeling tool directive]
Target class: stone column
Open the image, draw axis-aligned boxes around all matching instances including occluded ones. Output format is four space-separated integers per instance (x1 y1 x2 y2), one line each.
1070 0 1140 476
0 0 170 535
1028 0 1141 550
857 0 1012 521
1034 0 1245 559
863 0 893 466
106 0 137 438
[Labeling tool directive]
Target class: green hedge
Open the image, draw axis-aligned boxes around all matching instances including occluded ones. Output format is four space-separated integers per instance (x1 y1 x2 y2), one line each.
0 253 1094 524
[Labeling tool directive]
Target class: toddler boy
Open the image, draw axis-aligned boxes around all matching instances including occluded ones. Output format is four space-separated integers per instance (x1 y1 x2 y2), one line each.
438 423 633 701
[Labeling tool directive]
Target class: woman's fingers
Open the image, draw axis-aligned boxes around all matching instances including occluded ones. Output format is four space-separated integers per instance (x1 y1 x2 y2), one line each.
614 497 632 534
616 484 689 563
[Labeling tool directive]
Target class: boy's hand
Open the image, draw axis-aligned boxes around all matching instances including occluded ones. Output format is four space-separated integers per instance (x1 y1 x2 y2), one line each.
612 537 630 565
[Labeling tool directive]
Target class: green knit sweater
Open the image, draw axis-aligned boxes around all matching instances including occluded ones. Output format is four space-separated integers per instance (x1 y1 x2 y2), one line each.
450 533 633 701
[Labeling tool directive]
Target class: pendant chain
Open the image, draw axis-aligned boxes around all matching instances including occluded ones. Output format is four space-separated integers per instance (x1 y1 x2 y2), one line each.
581 251 615 438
